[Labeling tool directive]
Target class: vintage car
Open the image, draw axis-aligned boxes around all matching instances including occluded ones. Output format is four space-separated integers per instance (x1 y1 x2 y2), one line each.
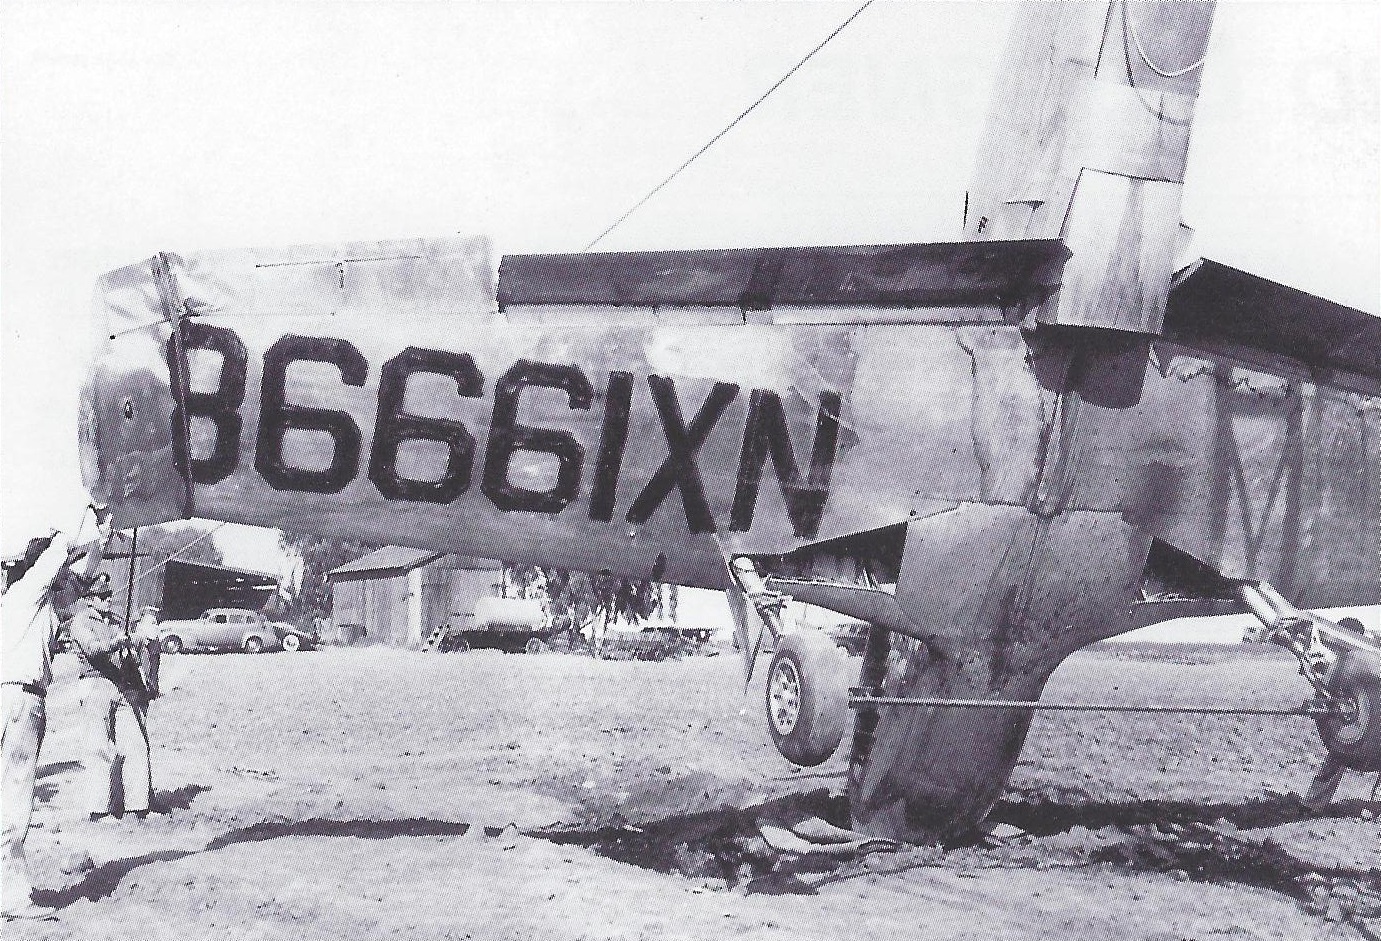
159 608 316 654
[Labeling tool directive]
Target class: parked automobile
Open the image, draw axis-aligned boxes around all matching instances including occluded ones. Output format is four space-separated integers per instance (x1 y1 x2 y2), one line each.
159 608 315 654
268 618 319 652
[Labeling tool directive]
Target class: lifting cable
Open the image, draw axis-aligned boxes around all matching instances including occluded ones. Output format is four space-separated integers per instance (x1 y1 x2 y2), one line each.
848 694 1329 718
583 1 874 251
122 521 230 591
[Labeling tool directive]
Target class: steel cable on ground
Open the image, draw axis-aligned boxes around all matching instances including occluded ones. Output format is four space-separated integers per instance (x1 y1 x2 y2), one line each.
583 1 873 252
849 695 1329 717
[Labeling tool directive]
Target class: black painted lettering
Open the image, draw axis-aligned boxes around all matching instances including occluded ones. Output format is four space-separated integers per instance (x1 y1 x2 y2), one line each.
482 360 593 514
166 322 248 485
256 335 367 493
626 377 738 534
588 371 633 522
369 347 483 503
730 390 842 539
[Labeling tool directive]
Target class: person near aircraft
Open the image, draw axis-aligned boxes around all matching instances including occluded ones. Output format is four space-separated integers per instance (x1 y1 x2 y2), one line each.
133 606 162 699
68 576 156 822
1 512 113 920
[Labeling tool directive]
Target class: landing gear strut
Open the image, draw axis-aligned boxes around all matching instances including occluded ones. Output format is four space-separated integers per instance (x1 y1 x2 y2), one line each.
729 557 850 767
1239 581 1381 772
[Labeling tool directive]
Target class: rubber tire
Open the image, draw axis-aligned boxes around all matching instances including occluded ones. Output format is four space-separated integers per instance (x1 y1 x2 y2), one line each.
525 637 549 655
243 636 265 655
1317 650 1381 772
451 637 471 653
281 634 301 653
765 631 850 767
162 635 183 655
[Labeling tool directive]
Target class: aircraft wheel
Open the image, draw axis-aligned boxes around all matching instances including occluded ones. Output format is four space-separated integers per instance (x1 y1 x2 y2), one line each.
1317 650 1381 772
161 635 183 655
766 632 849 767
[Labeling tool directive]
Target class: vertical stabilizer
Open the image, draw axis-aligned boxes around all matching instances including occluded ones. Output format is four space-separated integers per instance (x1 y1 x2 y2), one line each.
966 2 1215 333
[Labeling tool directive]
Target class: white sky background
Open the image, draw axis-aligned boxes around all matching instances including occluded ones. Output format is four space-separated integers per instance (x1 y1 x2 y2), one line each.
2 0 1378 636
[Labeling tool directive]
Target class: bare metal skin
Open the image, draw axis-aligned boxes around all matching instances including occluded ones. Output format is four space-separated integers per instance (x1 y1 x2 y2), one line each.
79 2 1378 843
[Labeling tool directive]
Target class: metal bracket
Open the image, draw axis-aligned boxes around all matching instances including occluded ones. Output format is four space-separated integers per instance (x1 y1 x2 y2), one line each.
728 556 789 643
1237 580 1381 706
150 252 196 520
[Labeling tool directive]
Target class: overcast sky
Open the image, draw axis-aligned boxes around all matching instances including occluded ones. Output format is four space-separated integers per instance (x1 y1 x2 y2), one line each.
2 1 1377 569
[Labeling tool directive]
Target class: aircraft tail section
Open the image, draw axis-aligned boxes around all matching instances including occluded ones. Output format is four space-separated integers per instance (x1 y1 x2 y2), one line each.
966 1 1216 335
81 236 1069 591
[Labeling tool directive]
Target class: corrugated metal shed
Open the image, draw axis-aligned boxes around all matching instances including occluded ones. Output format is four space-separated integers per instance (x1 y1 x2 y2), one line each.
327 546 444 582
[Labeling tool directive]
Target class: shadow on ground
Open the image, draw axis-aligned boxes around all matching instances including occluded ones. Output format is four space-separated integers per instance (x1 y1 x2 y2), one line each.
541 786 1381 909
29 785 1379 926
33 817 485 909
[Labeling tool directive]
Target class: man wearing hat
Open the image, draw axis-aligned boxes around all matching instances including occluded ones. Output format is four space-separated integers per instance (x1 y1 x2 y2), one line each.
68 572 155 822
1 512 113 920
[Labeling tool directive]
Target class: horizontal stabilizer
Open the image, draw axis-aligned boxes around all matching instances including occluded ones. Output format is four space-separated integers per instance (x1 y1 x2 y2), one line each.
1165 260 1381 390
498 240 1066 310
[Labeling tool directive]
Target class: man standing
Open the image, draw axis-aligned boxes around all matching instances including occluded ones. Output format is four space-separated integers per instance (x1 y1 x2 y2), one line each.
1 512 112 920
133 607 162 700
68 580 154 822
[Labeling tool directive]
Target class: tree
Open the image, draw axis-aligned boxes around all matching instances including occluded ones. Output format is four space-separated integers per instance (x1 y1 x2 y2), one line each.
504 564 661 655
277 531 379 626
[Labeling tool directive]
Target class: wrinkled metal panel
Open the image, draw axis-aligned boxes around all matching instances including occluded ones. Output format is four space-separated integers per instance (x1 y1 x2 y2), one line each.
177 236 496 319
1021 332 1379 609
82 261 185 523
497 241 1066 310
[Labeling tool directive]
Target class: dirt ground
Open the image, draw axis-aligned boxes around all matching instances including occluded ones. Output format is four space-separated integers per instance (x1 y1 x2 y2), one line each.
10 642 1380 941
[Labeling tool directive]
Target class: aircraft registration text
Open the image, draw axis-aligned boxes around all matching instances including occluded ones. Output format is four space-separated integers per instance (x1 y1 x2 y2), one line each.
168 323 843 539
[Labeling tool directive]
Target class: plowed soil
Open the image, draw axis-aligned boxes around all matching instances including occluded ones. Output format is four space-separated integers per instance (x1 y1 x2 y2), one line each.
10 642 1380 940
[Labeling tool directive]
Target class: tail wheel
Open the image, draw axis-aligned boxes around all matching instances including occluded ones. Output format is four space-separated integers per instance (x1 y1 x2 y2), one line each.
162 635 183 655
243 636 264 654
766 631 850 767
1317 650 1381 772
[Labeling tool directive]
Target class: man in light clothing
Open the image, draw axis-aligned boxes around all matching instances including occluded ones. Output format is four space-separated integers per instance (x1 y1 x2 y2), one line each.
1 513 112 920
68 579 155 821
